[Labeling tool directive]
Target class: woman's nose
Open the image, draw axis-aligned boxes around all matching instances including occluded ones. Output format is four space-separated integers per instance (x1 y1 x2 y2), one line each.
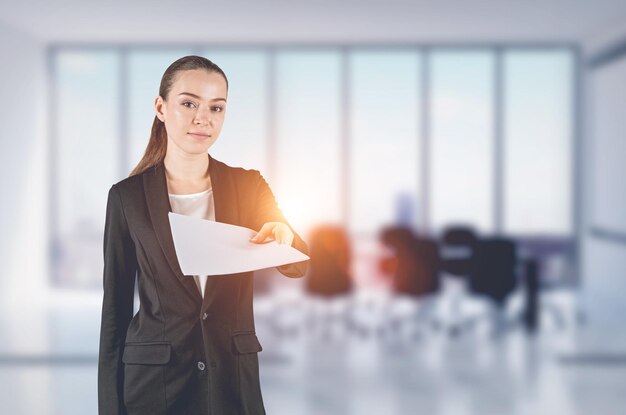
194 107 213 126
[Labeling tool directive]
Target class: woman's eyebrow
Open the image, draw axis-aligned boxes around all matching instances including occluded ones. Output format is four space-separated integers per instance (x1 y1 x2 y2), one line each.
178 92 226 102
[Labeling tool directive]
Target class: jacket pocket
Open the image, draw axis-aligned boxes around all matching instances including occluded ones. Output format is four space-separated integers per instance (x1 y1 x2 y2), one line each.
232 333 265 412
122 342 170 413
232 333 263 354
123 342 171 365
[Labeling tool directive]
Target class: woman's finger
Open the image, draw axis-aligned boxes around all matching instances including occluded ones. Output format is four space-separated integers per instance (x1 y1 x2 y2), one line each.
250 222 275 243
251 222 295 245
273 224 294 245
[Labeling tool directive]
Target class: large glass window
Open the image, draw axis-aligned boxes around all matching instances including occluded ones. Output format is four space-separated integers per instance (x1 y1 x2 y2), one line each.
274 50 343 236
430 50 495 233
503 51 573 235
50 46 576 288
54 50 120 287
349 50 422 235
201 50 269 173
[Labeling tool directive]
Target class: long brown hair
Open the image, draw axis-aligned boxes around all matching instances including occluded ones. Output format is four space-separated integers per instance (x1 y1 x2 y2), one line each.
129 55 229 177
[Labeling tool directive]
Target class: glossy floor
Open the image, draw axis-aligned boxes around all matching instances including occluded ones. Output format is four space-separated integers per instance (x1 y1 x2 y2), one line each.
1 292 625 415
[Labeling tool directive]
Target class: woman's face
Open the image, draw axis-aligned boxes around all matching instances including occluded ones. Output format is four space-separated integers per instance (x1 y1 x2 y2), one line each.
155 69 228 156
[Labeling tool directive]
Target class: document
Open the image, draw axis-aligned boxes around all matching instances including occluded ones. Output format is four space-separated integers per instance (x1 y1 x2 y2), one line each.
168 212 310 276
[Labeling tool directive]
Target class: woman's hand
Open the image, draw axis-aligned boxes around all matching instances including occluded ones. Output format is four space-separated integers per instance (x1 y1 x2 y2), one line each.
250 222 294 246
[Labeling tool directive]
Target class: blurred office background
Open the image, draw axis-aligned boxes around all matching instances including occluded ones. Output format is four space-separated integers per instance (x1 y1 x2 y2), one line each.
1 1 626 414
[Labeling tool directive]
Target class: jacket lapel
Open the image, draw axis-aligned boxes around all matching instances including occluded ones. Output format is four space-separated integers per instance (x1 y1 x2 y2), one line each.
208 153 239 226
143 159 201 303
143 153 241 308
202 153 240 311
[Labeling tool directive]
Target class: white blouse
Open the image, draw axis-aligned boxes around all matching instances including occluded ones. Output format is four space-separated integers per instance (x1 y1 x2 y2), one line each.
168 187 215 298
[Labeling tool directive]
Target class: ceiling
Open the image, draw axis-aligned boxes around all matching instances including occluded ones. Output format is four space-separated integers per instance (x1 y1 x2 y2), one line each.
1 0 626 47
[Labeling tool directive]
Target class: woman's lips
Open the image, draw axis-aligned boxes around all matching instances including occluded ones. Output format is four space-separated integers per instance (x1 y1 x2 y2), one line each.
188 133 211 139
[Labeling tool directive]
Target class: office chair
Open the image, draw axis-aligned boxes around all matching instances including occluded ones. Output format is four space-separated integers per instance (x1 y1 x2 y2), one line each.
303 225 354 340
438 225 479 337
468 237 520 336
379 226 441 341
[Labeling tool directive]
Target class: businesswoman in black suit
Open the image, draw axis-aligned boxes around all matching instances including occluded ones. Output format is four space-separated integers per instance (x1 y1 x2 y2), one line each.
98 55 309 415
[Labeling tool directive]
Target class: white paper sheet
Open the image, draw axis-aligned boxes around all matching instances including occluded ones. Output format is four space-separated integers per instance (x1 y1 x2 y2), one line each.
168 212 310 276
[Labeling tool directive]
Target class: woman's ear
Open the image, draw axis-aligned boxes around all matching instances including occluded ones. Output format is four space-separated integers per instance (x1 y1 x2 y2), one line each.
154 96 166 122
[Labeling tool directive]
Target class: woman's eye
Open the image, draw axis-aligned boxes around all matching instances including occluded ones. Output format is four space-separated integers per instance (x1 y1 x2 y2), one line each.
182 101 197 109
212 106 223 112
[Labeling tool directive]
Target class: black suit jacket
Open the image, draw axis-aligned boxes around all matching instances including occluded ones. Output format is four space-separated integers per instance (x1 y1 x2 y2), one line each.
98 153 309 415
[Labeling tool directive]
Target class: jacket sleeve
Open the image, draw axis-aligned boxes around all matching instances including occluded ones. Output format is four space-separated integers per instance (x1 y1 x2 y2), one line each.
250 170 309 278
98 184 137 415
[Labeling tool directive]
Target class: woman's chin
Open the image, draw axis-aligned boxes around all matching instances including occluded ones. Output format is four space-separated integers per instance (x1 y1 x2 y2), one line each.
167 137 217 157
185 141 215 154
190 137 216 151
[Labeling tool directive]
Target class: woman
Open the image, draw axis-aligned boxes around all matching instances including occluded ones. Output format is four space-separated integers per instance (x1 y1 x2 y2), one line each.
98 55 309 415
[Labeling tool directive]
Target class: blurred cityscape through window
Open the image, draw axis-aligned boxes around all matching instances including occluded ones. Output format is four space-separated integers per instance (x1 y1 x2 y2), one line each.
50 46 574 288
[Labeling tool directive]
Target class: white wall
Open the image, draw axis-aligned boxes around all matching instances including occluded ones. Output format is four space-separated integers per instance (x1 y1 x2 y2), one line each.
588 56 626 234
582 16 626 56
580 21 626 329
0 21 48 309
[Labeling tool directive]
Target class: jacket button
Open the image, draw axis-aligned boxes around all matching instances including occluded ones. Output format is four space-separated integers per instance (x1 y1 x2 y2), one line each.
202 312 208 320
197 361 206 371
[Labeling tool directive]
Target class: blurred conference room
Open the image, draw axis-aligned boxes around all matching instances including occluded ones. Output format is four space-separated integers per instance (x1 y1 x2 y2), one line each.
1 1 626 414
